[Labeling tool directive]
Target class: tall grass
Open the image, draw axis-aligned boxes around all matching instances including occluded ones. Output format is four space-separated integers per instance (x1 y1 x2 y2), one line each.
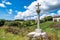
0 21 60 40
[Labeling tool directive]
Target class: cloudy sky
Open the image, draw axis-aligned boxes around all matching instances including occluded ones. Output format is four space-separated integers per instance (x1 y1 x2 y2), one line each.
0 0 60 20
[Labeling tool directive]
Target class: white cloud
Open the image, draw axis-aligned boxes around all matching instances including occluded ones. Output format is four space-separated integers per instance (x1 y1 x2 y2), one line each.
57 10 60 15
40 13 57 19
2 0 12 5
50 13 57 16
5 2 12 5
27 1 37 11
8 9 13 14
24 6 27 9
37 0 60 11
14 0 60 20
15 12 23 19
2 0 6 3
0 3 5 7
40 14 47 19
14 1 37 19
0 0 12 8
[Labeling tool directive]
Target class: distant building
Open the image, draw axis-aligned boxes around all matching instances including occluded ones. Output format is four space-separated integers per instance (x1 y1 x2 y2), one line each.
53 16 60 22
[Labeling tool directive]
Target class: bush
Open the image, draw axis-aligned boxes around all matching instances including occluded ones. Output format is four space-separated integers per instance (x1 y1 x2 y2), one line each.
14 19 24 21
5 21 22 27
23 21 33 27
6 27 20 34
40 19 45 23
0 19 5 26
44 16 53 21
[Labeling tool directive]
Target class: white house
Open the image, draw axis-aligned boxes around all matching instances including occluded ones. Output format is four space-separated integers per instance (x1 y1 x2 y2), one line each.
53 16 60 22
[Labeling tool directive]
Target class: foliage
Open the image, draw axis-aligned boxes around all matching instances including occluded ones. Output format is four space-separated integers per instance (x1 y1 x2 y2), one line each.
23 20 36 27
6 27 20 34
44 16 53 21
0 19 5 26
40 19 45 23
5 21 22 27
14 19 24 21
0 21 60 40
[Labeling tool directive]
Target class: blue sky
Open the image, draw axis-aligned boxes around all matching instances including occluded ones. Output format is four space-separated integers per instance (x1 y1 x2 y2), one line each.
0 0 60 20
0 0 36 20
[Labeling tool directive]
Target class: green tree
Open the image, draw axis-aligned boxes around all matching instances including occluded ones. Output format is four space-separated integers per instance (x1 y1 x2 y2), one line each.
40 19 45 23
14 19 24 21
44 16 53 21
0 19 5 26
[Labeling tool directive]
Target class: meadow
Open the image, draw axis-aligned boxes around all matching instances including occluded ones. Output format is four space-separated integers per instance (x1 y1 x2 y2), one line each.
0 20 60 40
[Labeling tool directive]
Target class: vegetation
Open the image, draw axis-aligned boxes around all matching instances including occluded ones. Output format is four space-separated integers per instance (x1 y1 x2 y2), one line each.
0 19 60 40
5 21 21 27
40 16 53 23
0 19 5 26
44 16 53 21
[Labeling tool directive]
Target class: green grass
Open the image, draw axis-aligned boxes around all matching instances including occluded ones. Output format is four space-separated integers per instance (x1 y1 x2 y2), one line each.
0 21 60 40
40 21 60 40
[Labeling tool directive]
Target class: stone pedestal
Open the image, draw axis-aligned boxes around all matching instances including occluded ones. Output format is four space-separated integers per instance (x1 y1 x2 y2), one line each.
27 28 48 40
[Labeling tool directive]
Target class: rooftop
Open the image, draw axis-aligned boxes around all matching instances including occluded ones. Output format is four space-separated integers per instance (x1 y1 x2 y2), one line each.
53 15 60 18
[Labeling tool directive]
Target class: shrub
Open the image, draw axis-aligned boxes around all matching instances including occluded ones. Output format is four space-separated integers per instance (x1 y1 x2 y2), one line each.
6 27 20 34
40 19 45 23
5 21 21 27
23 21 33 27
44 16 53 21
0 19 5 26
14 19 24 21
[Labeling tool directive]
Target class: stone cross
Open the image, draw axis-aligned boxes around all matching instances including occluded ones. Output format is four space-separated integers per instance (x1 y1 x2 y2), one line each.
36 3 41 29
27 3 48 40
36 3 41 10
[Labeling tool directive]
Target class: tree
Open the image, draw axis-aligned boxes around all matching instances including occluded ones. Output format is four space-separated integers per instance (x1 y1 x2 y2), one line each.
0 19 5 26
44 16 53 21
14 19 24 21
40 19 45 23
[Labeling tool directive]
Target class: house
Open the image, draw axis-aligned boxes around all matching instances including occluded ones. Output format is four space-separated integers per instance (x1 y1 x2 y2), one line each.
53 16 60 22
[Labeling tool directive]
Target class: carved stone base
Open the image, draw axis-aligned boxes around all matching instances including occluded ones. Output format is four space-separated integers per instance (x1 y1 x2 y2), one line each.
27 29 48 40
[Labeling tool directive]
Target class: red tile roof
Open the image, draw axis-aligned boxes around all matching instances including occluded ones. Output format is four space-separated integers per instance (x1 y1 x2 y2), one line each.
53 16 60 18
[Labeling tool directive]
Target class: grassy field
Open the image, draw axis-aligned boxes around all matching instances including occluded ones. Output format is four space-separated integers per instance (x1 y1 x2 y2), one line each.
0 21 60 40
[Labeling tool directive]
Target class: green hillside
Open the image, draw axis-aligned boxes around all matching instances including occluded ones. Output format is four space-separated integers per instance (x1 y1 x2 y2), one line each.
0 21 60 40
